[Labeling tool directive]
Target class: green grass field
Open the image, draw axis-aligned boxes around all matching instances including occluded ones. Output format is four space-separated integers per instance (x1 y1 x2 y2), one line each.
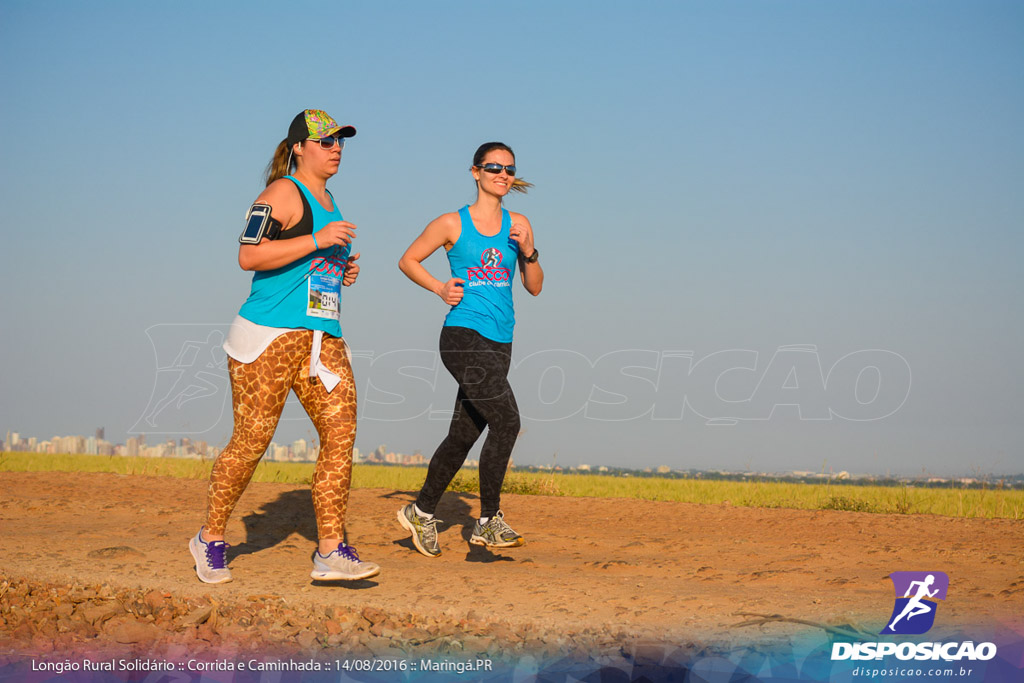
2 452 1021 519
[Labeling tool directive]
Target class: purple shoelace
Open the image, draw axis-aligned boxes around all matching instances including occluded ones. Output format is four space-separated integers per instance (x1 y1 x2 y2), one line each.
205 540 229 569
337 544 360 562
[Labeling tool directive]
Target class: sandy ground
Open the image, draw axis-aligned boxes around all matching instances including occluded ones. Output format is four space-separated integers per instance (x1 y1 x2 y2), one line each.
1 470 1022 669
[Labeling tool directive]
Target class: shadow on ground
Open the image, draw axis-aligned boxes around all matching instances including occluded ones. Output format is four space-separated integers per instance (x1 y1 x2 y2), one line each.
230 488 517 564
230 489 318 560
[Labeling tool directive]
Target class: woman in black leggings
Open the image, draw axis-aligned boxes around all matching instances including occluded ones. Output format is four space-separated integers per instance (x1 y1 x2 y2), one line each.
396 142 544 557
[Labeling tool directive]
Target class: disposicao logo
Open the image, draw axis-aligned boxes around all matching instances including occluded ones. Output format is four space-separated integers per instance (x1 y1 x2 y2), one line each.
831 571 998 663
881 571 948 635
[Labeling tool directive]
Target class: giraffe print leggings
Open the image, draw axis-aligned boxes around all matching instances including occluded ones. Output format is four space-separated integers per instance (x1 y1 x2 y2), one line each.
204 330 356 540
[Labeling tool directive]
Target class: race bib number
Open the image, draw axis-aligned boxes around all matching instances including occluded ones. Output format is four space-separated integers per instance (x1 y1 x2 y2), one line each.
307 273 341 320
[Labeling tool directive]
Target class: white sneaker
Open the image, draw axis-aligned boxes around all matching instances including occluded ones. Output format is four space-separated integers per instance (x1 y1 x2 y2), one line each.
310 543 380 581
189 528 232 584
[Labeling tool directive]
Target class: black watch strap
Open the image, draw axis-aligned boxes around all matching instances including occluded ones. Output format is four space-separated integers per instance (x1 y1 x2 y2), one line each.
524 248 540 264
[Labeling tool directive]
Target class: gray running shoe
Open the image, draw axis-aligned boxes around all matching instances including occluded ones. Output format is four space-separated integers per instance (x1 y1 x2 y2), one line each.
189 529 232 584
310 543 380 581
397 503 442 557
470 510 525 548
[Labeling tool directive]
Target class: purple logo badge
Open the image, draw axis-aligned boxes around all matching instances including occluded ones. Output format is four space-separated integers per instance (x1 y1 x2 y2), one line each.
880 571 949 635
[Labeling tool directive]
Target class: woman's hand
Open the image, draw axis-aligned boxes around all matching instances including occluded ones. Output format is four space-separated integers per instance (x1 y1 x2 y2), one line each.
342 252 360 286
398 212 463 304
314 220 357 248
438 278 465 305
510 221 535 258
511 213 543 295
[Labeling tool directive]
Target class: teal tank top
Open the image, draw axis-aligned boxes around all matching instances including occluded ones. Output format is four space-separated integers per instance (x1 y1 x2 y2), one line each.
443 206 518 343
237 176 350 336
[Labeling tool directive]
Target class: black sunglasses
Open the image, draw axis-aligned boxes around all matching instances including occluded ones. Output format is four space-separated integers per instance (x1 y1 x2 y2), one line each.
308 136 346 150
475 163 516 176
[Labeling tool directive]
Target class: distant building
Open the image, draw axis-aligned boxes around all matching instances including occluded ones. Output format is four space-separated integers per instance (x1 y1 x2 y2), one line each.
268 443 288 462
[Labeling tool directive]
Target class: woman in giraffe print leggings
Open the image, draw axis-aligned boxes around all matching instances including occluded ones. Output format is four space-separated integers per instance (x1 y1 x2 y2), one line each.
188 109 379 583
396 142 544 557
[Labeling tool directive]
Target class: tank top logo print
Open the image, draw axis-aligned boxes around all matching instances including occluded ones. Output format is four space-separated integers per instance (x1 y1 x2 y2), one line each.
237 176 346 336
443 205 516 342
310 247 348 277
306 246 347 320
467 248 511 284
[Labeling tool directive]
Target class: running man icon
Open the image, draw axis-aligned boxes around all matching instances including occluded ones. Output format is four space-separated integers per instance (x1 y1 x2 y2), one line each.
888 574 938 630
881 571 949 635
142 330 227 428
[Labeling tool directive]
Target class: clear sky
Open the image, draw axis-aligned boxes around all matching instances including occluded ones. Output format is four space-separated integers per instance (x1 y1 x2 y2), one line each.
1 2 1021 476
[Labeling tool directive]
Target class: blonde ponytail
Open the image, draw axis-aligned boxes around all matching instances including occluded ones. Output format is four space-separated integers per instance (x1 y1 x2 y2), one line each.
510 177 533 194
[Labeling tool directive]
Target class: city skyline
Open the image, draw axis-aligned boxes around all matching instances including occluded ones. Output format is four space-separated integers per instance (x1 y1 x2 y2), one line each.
2 428 429 468
5 426 1020 480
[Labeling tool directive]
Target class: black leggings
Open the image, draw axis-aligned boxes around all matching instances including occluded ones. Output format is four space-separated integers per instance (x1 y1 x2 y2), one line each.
415 326 521 518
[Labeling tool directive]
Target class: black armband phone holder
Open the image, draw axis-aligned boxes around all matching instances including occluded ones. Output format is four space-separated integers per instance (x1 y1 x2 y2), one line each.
239 203 284 244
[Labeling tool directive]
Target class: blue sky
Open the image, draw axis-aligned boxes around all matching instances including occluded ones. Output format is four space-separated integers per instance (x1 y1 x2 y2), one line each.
1 2 1021 476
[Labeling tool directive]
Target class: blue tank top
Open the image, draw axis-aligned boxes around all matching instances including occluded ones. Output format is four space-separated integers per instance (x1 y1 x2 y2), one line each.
237 176 350 336
443 206 518 343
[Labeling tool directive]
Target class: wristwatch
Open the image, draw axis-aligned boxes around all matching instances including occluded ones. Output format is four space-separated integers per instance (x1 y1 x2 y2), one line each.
524 248 540 264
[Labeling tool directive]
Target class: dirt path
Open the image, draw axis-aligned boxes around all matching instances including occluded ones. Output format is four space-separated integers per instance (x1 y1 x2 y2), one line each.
2 471 1022 668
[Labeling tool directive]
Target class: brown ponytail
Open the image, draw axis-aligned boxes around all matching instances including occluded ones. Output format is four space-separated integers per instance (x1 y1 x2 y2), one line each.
264 139 297 186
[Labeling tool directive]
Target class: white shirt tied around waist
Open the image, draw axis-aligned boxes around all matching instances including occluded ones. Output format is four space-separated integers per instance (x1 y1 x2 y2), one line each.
222 315 350 392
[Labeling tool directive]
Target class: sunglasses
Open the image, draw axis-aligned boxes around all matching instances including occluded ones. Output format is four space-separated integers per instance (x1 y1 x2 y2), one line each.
476 163 516 176
308 136 346 150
